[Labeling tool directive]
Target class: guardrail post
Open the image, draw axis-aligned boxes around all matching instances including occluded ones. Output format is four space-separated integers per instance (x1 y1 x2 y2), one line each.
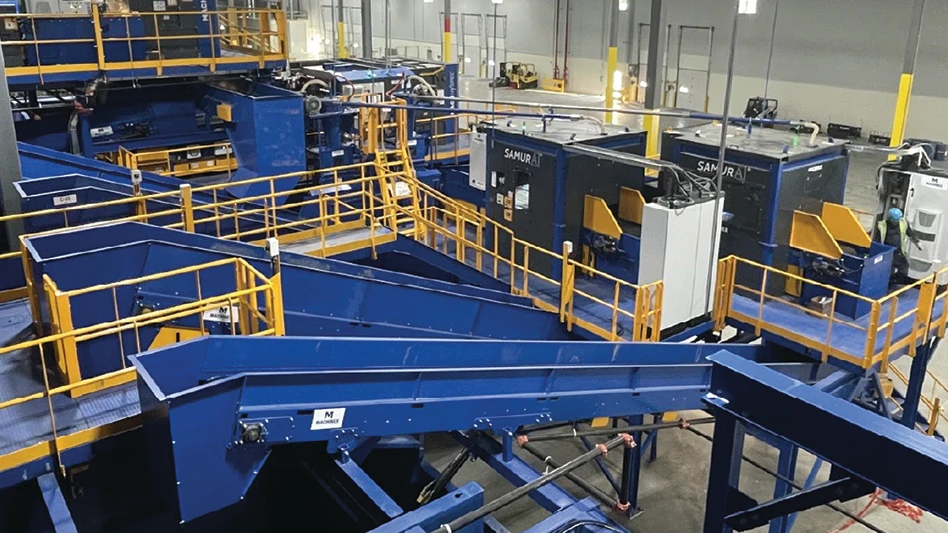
43 277 81 388
91 1 107 69
559 241 574 325
865 301 881 370
180 184 195 233
266 238 286 336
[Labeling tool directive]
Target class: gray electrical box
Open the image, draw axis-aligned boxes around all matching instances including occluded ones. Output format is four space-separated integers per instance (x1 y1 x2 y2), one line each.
639 196 724 330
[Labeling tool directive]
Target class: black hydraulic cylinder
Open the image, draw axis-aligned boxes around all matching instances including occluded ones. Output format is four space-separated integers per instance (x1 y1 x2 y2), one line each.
431 435 633 533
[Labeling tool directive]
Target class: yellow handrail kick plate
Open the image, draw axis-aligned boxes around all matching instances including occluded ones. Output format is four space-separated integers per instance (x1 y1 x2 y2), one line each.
821 203 872 248
790 211 843 260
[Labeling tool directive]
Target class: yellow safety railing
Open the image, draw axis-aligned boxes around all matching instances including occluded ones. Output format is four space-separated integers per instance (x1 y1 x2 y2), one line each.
376 159 662 342
890 365 947 436
716 255 948 370
2 146 661 343
117 142 237 178
415 107 516 165
40 256 284 394
0 256 283 474
0 4 287 83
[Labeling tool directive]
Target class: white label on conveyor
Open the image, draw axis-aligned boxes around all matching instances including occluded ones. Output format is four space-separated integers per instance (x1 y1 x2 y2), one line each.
808 165 823 172
153 0 167 10
310 408 346 430
407 139 418 147
53 194 77 207
331 149 345 157
922 175 947 191
203 305 239 323
89 126 113 138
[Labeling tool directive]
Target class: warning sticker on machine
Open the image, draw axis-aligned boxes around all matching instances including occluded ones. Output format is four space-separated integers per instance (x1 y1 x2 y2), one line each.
310 408 346 430
202 305 239 323
922 175 948 191
53 194 78 207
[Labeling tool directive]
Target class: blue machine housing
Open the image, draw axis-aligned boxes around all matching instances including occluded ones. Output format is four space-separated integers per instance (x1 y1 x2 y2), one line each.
484 121 649 278
203 82 306 200
304 98 361 170
664 125 849 295
790 241 895 320
79 89 227 158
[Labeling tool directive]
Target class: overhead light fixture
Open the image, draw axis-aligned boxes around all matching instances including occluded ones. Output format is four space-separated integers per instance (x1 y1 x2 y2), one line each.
738 0 758 14
679 86 690 93
491 0 503 4
423 0 433 3
618 0 628 11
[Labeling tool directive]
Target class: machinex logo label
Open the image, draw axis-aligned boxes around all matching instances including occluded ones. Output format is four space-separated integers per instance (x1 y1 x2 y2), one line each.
310 408 347 430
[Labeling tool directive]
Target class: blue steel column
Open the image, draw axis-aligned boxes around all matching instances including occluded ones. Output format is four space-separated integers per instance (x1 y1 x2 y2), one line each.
702 416 745 533
768 439 799 533
618 415 644 514
902 339 937 430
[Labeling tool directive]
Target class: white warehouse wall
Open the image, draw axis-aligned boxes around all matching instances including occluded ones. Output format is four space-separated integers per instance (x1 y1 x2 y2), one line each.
294 0 948 140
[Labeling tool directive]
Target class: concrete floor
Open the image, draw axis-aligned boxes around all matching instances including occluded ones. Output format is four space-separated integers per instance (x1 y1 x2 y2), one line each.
418 79 948 533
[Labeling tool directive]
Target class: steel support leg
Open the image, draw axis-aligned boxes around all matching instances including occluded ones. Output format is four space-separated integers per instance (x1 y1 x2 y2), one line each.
618 415 643 515
786 458 823 532
768 439 799 533
38 473 77 533
579 424 622 495
902 340 935 430
703 416 745 533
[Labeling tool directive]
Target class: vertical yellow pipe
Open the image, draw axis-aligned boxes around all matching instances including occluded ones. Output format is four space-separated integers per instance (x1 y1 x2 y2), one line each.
889 73 914 148
605 46 618 124
890 0 925 148
338 22 348 58
643 114 660 158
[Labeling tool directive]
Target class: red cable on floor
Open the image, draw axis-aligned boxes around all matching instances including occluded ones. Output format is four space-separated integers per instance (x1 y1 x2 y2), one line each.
826 489 925 533
878 497 924 523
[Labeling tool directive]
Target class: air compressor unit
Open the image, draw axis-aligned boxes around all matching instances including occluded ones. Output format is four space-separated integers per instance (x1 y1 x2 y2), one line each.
663 124 849 294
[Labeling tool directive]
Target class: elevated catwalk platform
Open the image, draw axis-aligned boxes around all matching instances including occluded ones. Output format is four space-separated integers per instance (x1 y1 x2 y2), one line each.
0 300 140 489
422 217 655 343
729 290 945 365
1 7 288 88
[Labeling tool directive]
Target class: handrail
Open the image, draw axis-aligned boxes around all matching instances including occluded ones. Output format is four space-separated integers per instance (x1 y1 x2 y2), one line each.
5 144 663 343
375 151 662 342
0 6 287 81
890 364 947 436
0 256 284 473
117 142 236 178
718 255 948 370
